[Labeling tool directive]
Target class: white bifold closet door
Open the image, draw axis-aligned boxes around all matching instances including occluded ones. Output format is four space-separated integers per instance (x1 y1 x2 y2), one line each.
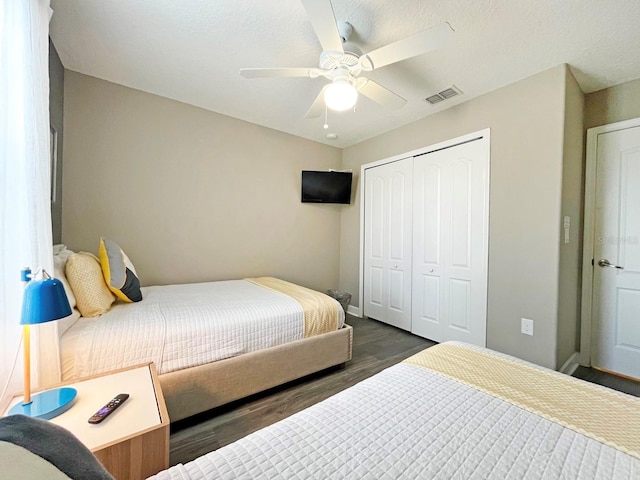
363 158 413 331
411 140 488 345
363 136 488 347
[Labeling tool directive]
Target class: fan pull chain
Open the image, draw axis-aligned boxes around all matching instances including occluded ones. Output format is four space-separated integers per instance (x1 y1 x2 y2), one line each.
323 104 329 129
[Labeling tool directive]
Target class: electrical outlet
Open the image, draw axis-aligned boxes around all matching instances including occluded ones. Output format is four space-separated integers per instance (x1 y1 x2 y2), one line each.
521 318 534 336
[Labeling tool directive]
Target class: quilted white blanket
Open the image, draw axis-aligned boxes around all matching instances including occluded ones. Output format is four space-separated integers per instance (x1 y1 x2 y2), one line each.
150 345 640 480
61 280 342 378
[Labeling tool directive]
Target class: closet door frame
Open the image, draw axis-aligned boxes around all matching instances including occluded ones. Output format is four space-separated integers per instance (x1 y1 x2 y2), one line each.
358 128 491 322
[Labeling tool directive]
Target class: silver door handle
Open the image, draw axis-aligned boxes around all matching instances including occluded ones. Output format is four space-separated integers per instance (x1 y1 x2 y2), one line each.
598 259 624 269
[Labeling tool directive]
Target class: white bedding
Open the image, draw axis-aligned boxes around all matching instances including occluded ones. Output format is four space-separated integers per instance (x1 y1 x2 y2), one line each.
61 280 343 379
150 348 640 480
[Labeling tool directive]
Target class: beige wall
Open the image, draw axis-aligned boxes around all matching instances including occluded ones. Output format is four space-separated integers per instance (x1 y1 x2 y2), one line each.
556 68 585 369
340 65 569 369
585 78 640 129
62 72 342 292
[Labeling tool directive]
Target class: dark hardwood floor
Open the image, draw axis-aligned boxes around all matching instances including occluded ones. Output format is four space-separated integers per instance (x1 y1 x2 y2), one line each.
573 365 640 397
169 315 640 467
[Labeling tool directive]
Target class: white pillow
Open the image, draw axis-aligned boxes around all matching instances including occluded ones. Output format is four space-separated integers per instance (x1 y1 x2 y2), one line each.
53 244 77 309
53 244 80 336
52 244 68 256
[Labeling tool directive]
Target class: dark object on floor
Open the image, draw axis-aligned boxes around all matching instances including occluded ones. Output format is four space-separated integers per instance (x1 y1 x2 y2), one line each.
326 289 352 313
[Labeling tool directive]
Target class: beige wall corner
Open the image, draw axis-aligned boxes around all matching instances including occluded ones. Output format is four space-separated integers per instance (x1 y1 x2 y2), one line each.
556 65 585 370
585 78 640 129
340 65 567 368
62 72 342 292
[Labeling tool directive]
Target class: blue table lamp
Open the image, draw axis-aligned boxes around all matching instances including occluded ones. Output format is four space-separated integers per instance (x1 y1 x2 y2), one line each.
8 268 77 420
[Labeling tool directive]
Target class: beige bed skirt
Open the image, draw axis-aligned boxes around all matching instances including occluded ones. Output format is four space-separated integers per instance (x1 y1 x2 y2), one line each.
160 324 353 421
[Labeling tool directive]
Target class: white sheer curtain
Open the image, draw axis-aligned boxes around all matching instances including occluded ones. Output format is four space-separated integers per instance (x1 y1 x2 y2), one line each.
0 0 59 406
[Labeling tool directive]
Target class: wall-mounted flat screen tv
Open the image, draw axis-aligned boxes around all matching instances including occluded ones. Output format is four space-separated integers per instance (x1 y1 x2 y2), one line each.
301 170 352 204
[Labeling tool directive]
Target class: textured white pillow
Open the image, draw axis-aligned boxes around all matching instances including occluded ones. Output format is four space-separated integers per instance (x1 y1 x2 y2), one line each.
53 244 77 309
53 245 81 336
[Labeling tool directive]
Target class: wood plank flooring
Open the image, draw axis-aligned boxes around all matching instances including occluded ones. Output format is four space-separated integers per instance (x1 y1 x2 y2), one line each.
572 365 640 397
169 315 640 467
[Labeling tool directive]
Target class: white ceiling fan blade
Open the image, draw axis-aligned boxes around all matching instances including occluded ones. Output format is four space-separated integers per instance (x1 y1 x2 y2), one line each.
305 85 329 118
357 78 406 109
300 0 344 53
240 68 320 78
359 22 453 71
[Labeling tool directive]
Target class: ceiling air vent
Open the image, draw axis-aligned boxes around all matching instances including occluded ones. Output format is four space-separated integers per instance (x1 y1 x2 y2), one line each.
424 85 463 105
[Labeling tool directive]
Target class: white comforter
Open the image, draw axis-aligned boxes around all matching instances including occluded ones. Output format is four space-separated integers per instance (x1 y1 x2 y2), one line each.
150 358 640 479
61 280 320 378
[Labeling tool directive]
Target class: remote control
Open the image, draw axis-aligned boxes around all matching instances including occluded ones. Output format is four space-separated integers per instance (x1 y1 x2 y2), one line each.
88 394 130 424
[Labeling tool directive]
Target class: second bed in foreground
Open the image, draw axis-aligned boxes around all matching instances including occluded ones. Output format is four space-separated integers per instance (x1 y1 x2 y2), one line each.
151 342 640 479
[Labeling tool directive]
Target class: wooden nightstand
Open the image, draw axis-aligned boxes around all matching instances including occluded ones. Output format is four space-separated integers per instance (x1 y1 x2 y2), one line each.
3 363 169 480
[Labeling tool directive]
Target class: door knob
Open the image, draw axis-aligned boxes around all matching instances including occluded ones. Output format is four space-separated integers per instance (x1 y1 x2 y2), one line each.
598 259 624 269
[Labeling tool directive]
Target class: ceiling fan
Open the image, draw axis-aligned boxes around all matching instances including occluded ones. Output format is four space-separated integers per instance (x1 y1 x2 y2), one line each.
240 0 453 118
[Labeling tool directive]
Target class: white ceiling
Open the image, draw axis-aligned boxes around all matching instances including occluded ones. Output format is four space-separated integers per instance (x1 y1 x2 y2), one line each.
50 0 640 148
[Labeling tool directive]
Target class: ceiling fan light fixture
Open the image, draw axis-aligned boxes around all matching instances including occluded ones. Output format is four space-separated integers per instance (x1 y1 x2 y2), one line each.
324 79 358 111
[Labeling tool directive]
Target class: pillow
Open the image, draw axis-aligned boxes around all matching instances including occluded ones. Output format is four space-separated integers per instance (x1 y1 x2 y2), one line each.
65 252 115 317
98 238 142 302
53 245 82 335
53 245 77 310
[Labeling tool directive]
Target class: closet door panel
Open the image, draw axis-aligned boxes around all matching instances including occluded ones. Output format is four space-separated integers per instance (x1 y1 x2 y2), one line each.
369 266 384 307
389 270 405 311
441 141 488 346
412 161 444 340
369 177 385 259
447 156 474 338
364 173 386 320
451 159 472 269
421 166 442 265
412 139 488 346
449 279 471 332
418 274 440 324
363 159 413 330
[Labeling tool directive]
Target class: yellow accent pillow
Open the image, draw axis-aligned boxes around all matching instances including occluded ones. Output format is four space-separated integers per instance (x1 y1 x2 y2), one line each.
65 252 115 317
98 238 143 303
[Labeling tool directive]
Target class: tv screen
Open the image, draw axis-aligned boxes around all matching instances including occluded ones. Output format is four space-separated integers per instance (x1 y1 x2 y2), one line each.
301 170 352 204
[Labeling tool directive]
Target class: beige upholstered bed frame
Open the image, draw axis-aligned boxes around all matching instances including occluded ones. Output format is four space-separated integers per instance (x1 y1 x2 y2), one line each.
159 324 353 421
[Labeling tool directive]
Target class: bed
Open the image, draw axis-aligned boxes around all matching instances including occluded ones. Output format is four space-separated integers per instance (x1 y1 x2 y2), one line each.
150 342 640 479
58 266 351 421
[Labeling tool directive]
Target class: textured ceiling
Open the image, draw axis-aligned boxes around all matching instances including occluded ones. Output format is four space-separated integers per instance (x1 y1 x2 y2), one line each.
50 0 640 148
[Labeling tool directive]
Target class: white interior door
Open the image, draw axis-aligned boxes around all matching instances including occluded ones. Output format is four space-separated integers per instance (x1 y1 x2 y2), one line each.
592 125 640 379
411 139 489 345
363 158 413 330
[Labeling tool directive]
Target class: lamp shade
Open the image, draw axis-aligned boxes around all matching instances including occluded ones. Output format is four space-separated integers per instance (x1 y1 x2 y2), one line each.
20 278 72 325
324 79 358 111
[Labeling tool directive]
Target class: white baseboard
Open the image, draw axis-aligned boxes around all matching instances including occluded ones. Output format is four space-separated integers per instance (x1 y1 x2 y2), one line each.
560 351 580 375
346 305 362 318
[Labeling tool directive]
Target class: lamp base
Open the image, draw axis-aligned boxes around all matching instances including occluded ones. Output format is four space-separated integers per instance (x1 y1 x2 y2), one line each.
8 387 77 420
